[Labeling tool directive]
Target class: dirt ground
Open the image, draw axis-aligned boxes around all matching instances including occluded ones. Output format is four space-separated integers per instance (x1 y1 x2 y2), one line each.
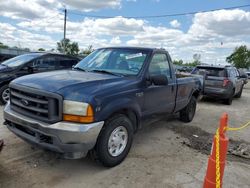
1 83 250 188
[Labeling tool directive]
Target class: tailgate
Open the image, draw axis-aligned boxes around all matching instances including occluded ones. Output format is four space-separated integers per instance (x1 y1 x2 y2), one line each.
205 76 224 88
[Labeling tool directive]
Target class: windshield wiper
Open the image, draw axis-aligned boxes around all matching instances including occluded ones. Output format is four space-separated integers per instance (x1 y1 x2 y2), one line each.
73 67 88 72
90 69 123 77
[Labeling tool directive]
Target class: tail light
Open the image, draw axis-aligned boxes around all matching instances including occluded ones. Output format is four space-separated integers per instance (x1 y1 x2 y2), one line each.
223 79 230 87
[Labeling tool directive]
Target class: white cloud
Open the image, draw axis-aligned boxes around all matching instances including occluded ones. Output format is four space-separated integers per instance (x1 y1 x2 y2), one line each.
0 22 56 49
110 36 121 45
0 0 60 20
0 0 122 20
60 0 122 11
1 6 250 65
170 20 181 28
189 9 250 37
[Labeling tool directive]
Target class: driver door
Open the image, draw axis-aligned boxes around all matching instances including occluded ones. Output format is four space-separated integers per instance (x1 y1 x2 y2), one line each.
143 53 176 116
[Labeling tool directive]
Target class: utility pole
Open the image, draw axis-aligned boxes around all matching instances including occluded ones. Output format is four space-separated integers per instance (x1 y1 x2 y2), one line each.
63 8 67 54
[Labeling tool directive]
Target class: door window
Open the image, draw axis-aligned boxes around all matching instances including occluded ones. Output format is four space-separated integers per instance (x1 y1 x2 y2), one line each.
32 57 57 71
149 53 171 78
57 57 78 69
228 69 236 78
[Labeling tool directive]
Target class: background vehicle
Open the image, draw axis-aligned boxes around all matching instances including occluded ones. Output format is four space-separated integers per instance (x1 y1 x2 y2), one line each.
192 65 245 105
4 47 201 167
238 70 248 85
0 53 79 104
246 71 250 79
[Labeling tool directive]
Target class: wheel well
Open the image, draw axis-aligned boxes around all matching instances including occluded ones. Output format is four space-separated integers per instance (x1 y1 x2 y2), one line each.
107 109 139 133
192 90 200 99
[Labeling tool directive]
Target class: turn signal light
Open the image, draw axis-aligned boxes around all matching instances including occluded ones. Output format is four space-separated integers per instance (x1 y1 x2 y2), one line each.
63 114 94 123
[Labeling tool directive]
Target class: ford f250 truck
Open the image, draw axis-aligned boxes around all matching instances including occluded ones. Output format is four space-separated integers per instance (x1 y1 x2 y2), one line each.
4 47 201 167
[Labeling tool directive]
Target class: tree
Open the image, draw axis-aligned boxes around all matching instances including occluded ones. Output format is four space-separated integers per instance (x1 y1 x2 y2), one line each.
173 59 200 67
186 60 200 67
0 42 9 49
57 38 79 56
173 59 183 66
226 45 250 69
80 45 94 55
38 48 45 51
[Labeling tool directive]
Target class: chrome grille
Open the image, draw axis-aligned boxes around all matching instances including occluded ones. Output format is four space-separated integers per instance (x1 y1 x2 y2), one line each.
9 84 62 123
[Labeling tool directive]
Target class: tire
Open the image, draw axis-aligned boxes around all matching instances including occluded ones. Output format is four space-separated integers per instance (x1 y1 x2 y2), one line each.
0 85 10 105
94 114 134 167
235 85 243 98
179 96 197 123
223 89 234 105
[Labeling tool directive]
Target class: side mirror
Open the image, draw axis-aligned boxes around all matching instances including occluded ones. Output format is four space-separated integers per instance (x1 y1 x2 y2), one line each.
151 74 168 85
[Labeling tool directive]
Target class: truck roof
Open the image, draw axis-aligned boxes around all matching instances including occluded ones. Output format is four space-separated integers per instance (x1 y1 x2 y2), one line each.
99 46 167 52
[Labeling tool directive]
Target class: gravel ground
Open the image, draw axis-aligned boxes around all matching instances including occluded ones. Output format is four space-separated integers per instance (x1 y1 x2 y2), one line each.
0 83 250 188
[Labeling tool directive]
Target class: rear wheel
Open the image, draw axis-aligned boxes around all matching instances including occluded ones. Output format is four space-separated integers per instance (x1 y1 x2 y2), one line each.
94 114 133 167
224 89 234 105
235 85 243 98
0 85 10 105
179 96 197 123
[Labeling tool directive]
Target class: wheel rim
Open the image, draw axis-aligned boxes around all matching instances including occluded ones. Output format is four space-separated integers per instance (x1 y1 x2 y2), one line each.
2 88 10 102
108 126 128 157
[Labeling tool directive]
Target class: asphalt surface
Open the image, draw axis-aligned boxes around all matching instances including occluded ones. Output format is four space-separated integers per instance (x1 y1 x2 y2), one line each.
1 83 250 188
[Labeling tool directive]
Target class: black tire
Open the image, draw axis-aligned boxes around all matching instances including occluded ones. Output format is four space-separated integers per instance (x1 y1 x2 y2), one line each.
179 96 197 123
223 89 234 105
0 85 10 105
94 114 134 167
235 85 243 98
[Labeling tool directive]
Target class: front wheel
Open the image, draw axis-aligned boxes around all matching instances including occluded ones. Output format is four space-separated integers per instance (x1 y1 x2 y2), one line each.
179 96 197 123
94 114 134 167
0 85 10 105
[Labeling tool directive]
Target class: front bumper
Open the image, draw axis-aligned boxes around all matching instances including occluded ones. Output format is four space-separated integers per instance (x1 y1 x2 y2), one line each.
4 103 104 159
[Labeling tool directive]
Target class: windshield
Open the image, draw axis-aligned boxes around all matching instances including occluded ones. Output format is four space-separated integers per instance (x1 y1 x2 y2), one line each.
2 54 41 68
74 48 149 76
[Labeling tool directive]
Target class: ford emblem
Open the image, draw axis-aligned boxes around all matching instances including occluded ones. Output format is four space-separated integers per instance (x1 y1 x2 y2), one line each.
20 99 29 106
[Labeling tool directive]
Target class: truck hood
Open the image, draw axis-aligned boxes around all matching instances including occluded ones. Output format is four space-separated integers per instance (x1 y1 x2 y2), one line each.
11 70 132 101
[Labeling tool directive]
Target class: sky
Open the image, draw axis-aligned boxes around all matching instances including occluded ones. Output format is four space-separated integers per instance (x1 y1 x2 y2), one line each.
0 0 250 64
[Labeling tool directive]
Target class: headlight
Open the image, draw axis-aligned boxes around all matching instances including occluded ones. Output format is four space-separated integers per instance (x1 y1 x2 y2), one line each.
63 100 94 123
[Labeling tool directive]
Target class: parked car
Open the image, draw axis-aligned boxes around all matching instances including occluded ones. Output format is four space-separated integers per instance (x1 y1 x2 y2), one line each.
4 47 202 167
192 65 245 105
238 70 248 85
0 53 79 104
246 71 250 79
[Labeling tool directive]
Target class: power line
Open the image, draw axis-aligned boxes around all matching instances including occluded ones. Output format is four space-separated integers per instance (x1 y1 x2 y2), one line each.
67 4 250 19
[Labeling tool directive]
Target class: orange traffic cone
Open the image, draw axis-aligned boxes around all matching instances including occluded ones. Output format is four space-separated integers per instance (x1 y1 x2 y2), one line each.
203 113 229 188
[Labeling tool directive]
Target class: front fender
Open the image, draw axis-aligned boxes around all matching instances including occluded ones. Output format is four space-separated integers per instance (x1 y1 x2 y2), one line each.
95 97 142 124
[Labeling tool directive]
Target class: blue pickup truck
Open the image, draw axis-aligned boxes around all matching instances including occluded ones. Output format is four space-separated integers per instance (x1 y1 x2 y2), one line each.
4 47 201 167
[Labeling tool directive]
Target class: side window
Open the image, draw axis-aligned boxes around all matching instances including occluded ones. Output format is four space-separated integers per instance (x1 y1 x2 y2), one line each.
235 69 240 77
33 57 57 71
228 69 235 78
57 57 78 69
149 53 171 78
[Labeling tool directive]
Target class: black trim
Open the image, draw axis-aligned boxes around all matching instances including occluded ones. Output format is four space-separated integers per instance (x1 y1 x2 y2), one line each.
9 83 63 123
